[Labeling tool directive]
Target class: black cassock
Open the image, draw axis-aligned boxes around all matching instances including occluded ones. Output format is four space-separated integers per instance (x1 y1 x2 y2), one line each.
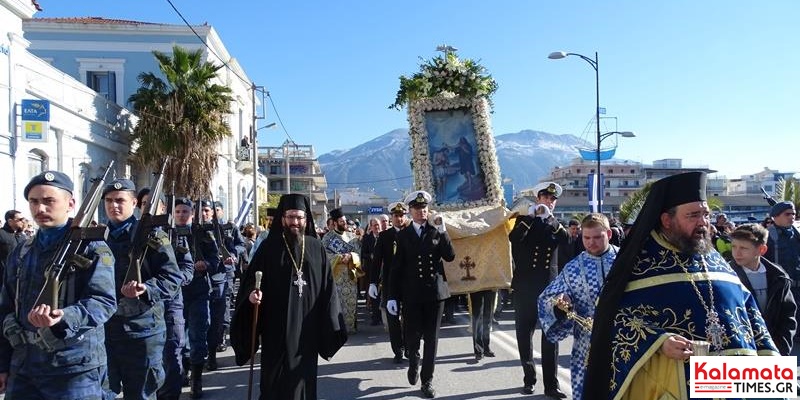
231 234 347 400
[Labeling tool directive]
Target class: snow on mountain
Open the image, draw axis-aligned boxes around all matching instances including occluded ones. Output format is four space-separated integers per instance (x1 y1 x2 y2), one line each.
319 128 589 199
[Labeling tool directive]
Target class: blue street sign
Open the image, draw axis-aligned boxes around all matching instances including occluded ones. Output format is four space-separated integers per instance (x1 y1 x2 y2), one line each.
21 99 50 121
368 206 384 214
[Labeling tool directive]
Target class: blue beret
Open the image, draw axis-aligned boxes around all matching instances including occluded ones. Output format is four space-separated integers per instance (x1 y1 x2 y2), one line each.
213 201 223 209
24 170 74 199
102 179 136 198
175 197 193 208
199 200 212 208
771 201 795 217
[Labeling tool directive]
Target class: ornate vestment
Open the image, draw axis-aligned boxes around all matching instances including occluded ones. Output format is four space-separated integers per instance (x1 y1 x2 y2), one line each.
538 246 618 400
607 231 778 400
322 230 361 333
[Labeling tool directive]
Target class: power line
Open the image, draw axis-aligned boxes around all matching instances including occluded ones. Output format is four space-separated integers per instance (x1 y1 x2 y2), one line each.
266 92 295 144
164 0 251 87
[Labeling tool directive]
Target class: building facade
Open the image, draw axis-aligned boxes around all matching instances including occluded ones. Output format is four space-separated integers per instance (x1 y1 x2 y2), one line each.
1 1 134 216
23 16 261 223
259 140 328 220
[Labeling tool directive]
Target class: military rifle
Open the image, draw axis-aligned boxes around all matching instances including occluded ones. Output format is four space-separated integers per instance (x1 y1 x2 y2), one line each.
123 159 170 284
34 161 115 310
761 186 800 237
209 192 233 261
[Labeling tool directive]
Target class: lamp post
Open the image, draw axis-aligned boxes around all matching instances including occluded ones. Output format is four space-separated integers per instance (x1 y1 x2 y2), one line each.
548 50 604 211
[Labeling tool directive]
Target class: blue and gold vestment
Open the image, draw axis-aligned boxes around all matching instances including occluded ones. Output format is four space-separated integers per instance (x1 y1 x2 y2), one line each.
607 231 778 400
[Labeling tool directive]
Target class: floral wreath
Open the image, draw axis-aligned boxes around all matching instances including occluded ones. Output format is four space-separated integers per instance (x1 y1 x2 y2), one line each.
391 51 503 211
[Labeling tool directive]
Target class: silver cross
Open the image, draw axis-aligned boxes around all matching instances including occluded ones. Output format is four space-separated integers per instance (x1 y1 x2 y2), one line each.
293 270 307 297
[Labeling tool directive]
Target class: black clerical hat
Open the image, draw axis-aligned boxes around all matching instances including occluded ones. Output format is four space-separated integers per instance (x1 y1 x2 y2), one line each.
329 208 344 219
658 171 707 212
24 170 73 199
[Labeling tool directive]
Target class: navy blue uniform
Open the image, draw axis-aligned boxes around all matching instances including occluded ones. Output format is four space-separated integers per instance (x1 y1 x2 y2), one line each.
157 231 194 399
0 223 117 400
210 220 245 356
181 224 220 366
104 217 182 400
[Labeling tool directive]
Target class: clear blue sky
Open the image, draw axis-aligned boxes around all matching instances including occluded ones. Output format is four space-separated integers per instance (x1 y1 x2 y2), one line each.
37 1 799 179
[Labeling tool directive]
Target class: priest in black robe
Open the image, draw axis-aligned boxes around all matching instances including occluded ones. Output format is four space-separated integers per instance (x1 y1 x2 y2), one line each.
231 193 347 400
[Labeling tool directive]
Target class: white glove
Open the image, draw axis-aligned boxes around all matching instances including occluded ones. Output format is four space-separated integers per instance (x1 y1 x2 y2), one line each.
430 214 446 233
387 300 398 316
368 283 379 299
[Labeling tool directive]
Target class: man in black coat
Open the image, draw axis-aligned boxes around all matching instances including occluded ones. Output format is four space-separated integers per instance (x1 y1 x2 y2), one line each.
369 202 408 363
387 191 455 399
509 182 568 398
729 223 797 355
0 210 26 284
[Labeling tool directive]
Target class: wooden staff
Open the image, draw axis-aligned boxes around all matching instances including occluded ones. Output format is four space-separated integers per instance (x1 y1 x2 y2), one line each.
247 270 263 400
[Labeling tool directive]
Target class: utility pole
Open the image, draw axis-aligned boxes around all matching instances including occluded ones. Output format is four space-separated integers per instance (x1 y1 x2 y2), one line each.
251 84 265 227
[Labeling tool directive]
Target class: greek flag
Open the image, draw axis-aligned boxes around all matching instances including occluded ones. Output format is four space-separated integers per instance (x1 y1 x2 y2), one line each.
587 173 603 213
234 187 254 227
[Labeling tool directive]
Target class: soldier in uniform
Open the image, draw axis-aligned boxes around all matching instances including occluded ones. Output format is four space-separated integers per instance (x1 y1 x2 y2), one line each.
136 188 195 400
102 179 182 400
174 198 220 398
369 201 408 363
203 201 244 370
0 171 117 399
387 191 455 399
509 182 567 398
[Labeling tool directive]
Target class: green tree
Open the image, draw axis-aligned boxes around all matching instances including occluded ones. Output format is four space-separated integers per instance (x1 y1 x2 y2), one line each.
128 45 233 198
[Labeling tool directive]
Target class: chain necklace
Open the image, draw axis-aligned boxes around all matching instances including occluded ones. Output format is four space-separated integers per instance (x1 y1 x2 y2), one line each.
679 255 725 352
283 233 307 297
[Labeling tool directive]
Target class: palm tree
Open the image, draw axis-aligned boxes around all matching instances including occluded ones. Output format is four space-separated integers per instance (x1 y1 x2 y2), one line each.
128 45 233 198
619 181 723 225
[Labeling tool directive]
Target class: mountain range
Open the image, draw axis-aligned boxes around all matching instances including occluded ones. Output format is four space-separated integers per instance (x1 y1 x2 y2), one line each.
318 129 589 200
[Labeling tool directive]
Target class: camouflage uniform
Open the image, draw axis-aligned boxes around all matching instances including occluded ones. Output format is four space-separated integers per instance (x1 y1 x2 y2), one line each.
104 217 182 400
0 223 117 399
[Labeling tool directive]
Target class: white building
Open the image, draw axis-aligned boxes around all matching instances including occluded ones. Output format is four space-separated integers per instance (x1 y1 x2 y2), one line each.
1 0 134 218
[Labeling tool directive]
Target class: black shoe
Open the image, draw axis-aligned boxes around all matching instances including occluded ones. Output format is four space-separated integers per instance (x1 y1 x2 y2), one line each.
393 355 403 364
205 354 217 371
421 382 436 398
544 388 567 399
475 353 483 361
522 385 534 395
216 343 228 353
485 351 496 357
407 365 419 385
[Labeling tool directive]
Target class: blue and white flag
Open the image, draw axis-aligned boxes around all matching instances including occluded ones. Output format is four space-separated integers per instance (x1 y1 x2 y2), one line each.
587 173 604 213
234 187 254 227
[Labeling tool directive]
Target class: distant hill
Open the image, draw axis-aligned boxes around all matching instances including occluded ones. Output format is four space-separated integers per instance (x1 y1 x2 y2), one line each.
319 128 588 200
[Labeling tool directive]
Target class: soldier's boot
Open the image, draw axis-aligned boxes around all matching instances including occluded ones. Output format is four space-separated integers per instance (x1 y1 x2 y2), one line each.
206 351 217 371
217 327 229 352
182 357 191 387
191 364 204 399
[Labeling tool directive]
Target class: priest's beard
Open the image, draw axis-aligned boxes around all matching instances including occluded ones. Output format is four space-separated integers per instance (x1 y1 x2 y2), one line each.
663 226 713 255
284 224 304 243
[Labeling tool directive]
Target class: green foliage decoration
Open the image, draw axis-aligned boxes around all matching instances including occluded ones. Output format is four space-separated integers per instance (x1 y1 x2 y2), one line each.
390 52 498 110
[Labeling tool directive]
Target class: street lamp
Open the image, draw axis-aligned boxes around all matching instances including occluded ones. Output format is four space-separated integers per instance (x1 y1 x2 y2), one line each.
548 50 605 211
